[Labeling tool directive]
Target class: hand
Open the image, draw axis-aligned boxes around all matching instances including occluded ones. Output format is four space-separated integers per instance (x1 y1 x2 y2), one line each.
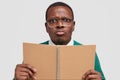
82 69 102 80
14 64 37 80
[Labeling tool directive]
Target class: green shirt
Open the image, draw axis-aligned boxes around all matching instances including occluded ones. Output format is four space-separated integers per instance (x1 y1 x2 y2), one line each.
41 40 105 80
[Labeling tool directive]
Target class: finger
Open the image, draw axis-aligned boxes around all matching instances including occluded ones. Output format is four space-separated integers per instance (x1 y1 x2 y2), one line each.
83 69 92 78
23 64 37 73
88 70 102 78
16 64 36 79
16 71 30 80
17 64 37 73
20 67 34 77
86 74 99 80
19 71 37 80
21 64 37 79
32 76 37 80
17 76 28 80
15 66 34 78
85 71 102 80
89 69 99 74
82 69 97 80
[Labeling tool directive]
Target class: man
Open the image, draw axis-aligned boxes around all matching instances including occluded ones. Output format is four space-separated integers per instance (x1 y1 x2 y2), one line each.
14 2 105 80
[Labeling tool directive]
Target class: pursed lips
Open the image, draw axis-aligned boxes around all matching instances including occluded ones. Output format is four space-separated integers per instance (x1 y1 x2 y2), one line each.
55 30 65 36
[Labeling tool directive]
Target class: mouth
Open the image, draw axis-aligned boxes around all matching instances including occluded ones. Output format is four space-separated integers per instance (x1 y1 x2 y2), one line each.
55 31 65 36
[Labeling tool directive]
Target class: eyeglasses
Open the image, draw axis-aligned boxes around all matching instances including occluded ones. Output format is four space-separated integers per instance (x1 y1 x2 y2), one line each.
46 17 73 27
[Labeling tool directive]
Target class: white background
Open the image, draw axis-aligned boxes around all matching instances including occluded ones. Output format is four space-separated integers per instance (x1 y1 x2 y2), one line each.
0 0 120 80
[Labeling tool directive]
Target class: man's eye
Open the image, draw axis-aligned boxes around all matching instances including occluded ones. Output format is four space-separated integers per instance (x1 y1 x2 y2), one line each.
62 18 72 22
48 19 57 23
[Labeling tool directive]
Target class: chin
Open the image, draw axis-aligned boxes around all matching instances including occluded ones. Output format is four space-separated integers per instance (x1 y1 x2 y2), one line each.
54 38 68 45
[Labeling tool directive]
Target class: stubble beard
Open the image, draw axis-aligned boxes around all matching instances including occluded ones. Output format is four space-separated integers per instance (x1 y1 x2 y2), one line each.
56 38 65 45
53 37 71 45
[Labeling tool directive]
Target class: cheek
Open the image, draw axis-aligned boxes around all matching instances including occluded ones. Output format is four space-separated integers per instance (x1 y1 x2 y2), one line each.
47 28 55 35
67 28 74 34
63 29 73 38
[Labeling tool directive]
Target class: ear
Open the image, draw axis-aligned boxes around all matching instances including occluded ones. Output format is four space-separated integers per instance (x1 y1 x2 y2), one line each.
72 21 75 31
45 22 49 33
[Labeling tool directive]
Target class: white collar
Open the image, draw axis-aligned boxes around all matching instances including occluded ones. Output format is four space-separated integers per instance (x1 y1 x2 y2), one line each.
49 39 73 46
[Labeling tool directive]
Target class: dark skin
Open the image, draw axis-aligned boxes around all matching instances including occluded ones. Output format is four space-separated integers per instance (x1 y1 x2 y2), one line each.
14 6 102 80
45 6 75 45
15 64 37 80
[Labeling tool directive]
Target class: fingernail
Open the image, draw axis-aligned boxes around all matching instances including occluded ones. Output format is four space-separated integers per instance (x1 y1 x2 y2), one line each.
34 76 37 80
33 68 37 72
82 75 85 78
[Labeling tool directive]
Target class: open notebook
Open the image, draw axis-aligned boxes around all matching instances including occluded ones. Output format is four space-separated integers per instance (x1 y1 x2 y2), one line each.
23 43 96 80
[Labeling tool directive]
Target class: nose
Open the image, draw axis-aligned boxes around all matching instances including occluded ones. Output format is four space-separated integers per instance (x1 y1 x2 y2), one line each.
56 20 64 28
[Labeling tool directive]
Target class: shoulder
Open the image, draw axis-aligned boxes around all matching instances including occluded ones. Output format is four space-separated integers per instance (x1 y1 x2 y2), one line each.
73 40 82 45
40 40 49 45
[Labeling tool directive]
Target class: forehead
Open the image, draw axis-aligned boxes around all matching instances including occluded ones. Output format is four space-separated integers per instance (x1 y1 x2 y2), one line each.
47 6 72 19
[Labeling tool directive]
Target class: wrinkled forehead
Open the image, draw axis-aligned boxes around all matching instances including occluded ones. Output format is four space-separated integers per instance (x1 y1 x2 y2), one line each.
47 6 73 19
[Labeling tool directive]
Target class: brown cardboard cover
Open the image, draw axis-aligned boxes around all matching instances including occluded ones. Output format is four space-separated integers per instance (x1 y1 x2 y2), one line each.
23 43 96 80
